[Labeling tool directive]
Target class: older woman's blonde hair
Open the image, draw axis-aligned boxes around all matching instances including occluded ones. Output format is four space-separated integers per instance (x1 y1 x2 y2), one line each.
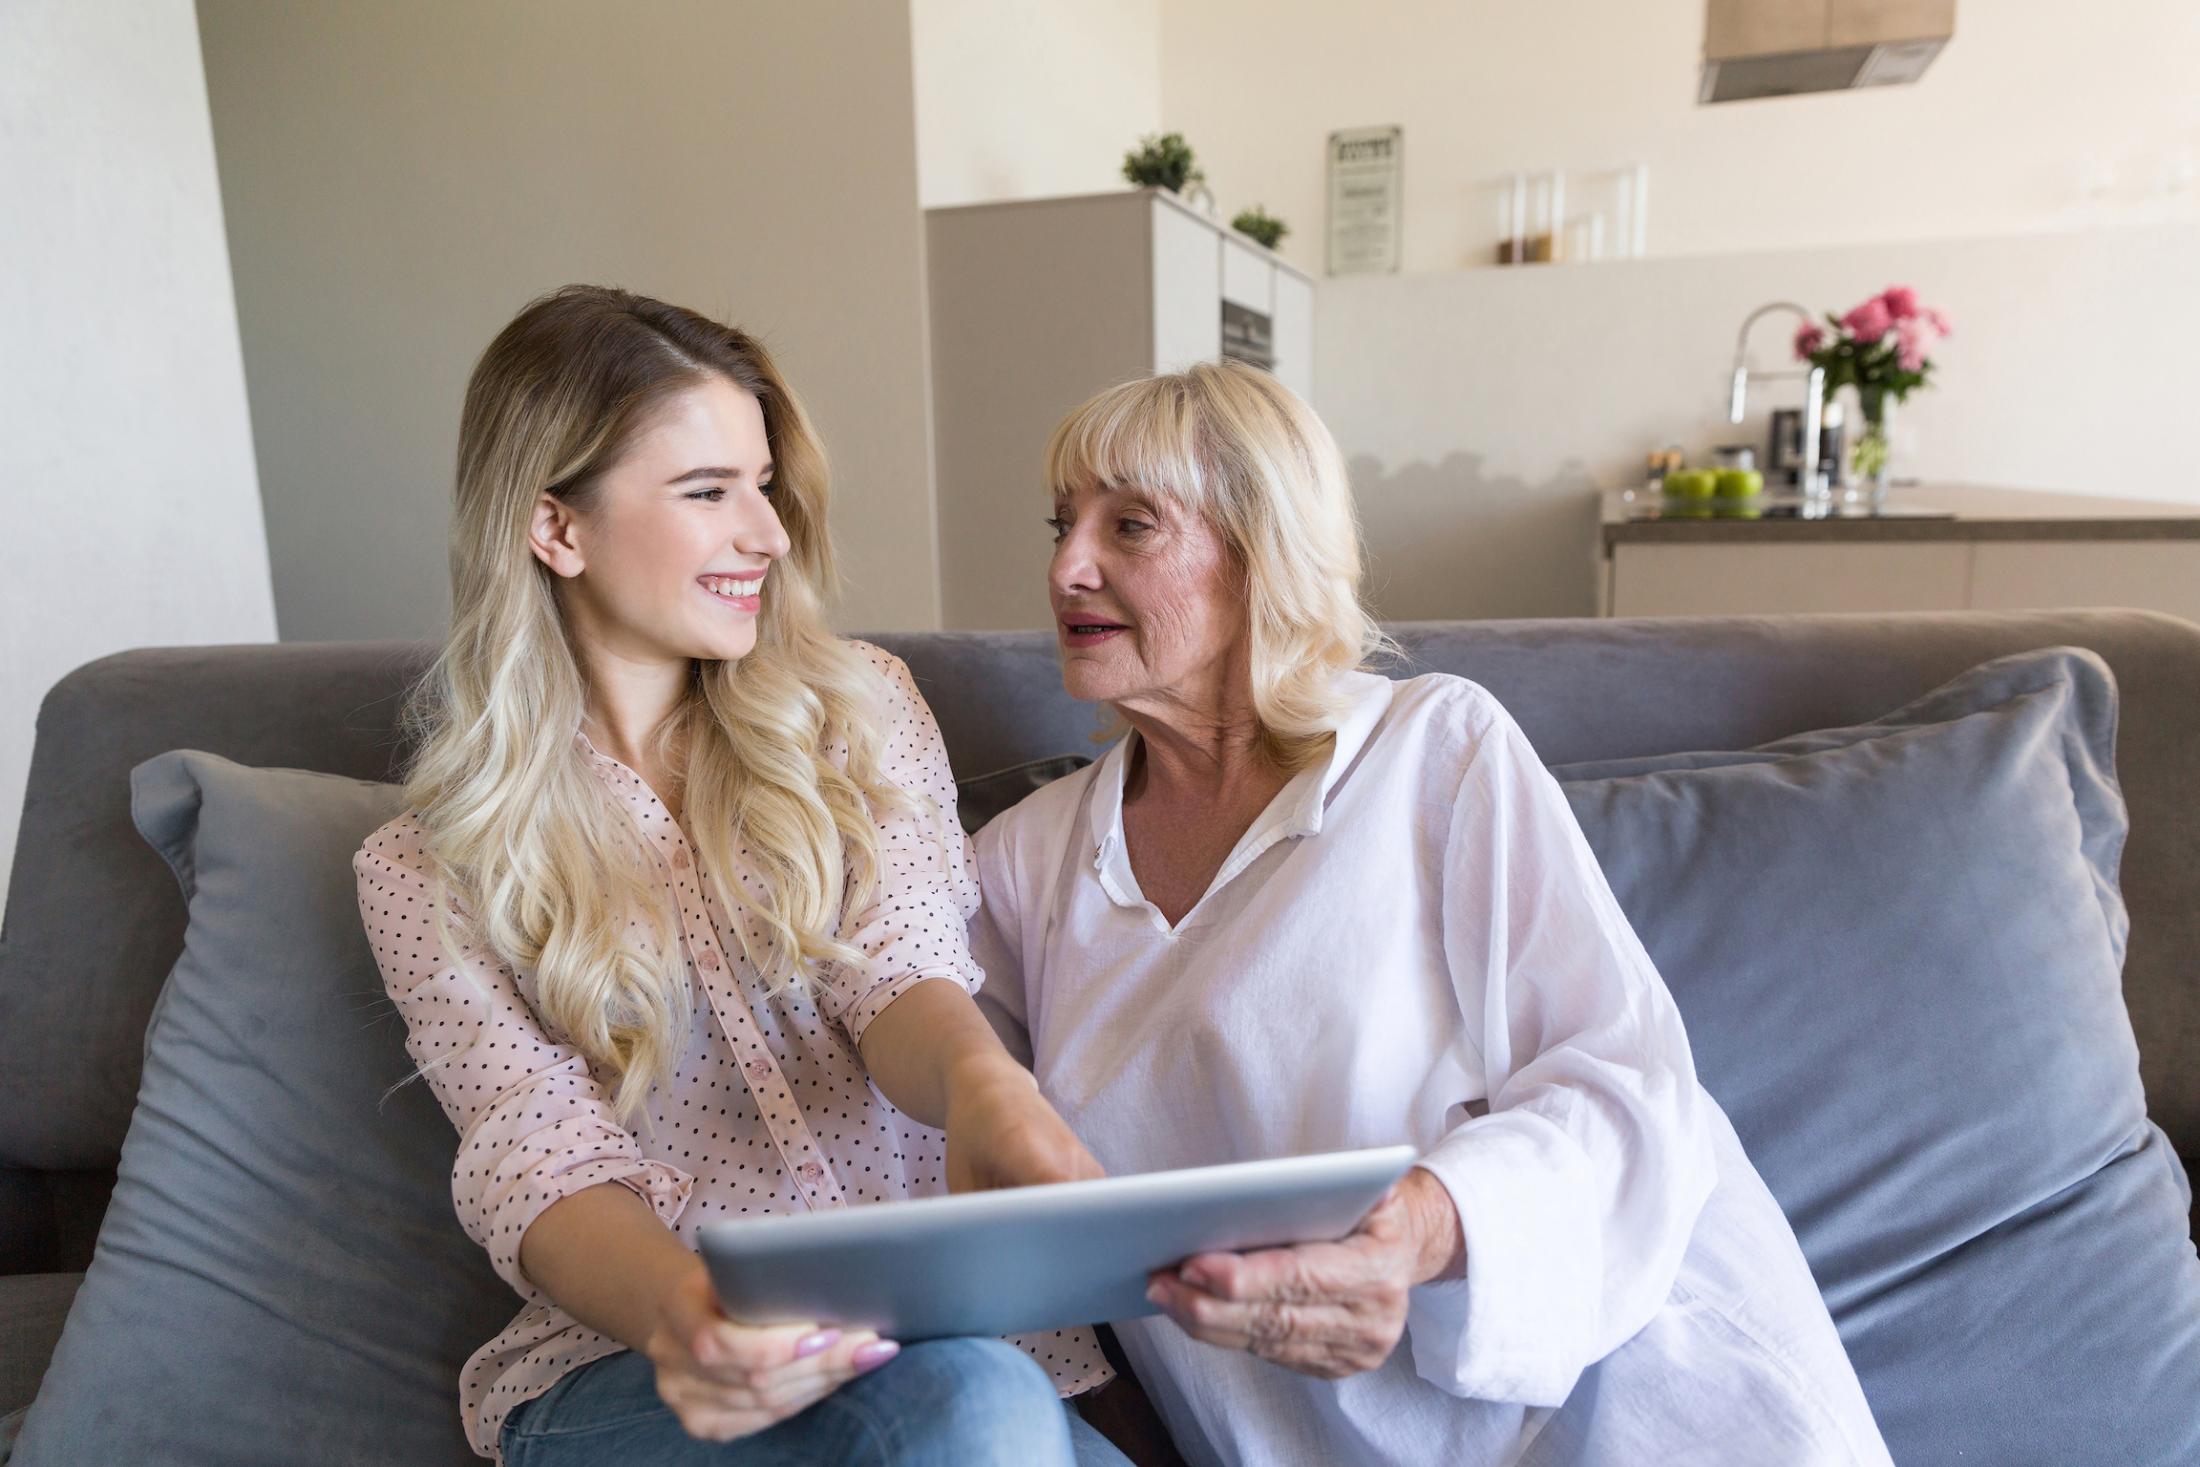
1044 359 1392 771
394 284 918 1123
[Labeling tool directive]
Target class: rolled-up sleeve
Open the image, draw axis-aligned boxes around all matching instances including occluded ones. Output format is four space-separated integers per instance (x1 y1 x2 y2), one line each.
1407 700 1716 1406
967 821 1035 1067
353 839 693 1302
821 648 986 1046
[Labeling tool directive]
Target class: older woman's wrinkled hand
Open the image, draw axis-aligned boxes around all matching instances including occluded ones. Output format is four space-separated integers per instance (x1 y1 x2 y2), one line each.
1143 1166 1465 1379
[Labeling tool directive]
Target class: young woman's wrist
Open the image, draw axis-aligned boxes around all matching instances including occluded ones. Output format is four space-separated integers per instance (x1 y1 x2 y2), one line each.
942 1047 1038 1108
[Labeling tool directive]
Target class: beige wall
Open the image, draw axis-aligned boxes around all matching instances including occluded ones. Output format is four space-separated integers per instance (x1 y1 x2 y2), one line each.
0 0 274 914
197 0 944 641
912 0 1161 209
1159 0 2200 273
1317 219 2200 622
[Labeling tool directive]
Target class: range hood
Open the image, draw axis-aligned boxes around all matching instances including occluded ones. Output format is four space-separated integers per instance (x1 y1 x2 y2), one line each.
1700 0 1955 104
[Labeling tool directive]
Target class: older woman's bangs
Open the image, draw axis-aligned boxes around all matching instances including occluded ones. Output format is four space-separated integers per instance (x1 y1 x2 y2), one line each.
1043 374 1216 516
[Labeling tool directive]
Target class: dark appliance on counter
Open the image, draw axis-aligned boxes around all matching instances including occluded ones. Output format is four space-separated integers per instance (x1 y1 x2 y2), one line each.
1220 301 1275 372
1769 405 1847 488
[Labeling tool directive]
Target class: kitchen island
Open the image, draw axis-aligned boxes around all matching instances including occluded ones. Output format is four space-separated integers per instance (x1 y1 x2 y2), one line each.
1598 483 2200 619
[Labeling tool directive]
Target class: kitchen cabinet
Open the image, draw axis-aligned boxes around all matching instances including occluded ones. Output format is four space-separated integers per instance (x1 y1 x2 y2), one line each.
1599 485 2200 621
926 189 1313 630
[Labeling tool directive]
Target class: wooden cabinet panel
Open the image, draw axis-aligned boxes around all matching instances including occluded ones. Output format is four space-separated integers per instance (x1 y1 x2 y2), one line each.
1609 542 1970 616
1969 541 2200 621
1151 204 1222 374
1220 236 1272 312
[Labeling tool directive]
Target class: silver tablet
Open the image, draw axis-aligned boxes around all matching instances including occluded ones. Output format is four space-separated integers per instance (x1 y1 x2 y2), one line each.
697 1144 1420 1341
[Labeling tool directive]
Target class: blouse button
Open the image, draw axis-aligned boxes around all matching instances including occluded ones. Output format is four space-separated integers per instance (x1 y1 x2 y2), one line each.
743 1056 771 1081
799 1161 825 1183
698 948 722 972
671 848 691 871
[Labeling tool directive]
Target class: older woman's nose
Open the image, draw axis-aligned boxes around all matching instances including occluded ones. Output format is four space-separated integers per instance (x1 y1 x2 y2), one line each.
1049 529 1103 596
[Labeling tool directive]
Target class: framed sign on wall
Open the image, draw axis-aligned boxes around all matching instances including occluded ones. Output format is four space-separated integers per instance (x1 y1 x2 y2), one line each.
1326 125 1402 275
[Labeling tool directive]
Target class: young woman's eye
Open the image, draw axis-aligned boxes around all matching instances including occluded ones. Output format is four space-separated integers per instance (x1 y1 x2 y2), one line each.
687 487 726 502
758 480 777 499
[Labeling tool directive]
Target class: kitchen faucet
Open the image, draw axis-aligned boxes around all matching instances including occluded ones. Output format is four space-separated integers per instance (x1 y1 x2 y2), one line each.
1729 302 1828 497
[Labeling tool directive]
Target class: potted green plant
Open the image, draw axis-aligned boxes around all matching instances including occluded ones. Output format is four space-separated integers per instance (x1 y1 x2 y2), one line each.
1231 206 1288 250
1121 132 1203 195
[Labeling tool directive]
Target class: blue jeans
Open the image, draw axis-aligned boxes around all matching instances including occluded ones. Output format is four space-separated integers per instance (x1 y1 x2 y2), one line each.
498 1339 1131 1466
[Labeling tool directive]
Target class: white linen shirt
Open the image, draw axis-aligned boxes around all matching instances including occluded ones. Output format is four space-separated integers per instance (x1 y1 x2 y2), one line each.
971 669 1892 1467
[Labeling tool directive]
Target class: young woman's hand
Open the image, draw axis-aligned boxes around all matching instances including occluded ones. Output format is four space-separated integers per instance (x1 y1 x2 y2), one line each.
644 1256 900 1442
942 1055 1107 1193
1141 1169 1466 1379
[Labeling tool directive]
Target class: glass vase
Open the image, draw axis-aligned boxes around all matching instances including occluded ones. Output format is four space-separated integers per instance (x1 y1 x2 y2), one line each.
1851 387 1896 506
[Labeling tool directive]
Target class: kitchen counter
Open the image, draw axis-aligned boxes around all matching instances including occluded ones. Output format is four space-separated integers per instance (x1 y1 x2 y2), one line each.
1596 483 2200 620
1603 482 2200 548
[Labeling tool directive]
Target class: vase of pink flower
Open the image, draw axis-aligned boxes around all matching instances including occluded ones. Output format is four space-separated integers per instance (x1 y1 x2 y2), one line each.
1793 285 1952 503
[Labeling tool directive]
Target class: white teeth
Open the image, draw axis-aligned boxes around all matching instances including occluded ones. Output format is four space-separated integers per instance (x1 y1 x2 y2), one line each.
702 577 761 598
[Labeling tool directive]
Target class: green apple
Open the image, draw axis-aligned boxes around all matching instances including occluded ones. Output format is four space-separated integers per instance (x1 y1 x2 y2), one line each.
1714 468 1763 497
1664 469 1717 498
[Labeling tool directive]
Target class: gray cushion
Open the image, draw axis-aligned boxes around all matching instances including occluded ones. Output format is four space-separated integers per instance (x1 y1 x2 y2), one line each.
14 753 509 1466
1550 646 2200 1467
957 754 1096 835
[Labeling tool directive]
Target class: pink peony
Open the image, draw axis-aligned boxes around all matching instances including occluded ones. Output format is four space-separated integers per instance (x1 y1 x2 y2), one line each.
1794 322 1826 359
1880 285 1921 320
1895 317 1933 372
1842 296 1894 345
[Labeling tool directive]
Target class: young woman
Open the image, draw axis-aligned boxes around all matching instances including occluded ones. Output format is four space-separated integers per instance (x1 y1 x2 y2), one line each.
352 285 1128 1466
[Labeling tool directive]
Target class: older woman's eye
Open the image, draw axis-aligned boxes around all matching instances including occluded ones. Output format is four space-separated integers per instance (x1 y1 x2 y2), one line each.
1043 515 1068 542
1118 518 1153 537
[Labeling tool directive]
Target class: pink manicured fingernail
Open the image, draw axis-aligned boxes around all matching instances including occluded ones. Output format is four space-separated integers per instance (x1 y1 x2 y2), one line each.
795 1329 841 1359
852 1340 901 1371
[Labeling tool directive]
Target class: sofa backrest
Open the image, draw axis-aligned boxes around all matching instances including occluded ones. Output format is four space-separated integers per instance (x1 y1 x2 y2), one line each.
4 610 2196 1269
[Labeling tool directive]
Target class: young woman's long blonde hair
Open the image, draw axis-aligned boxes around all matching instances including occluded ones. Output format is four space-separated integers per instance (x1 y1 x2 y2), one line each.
397 284 911 1122
1044 359 1393 772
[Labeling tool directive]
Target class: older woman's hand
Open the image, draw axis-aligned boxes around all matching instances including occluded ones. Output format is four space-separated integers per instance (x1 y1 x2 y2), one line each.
1143 1167 1466 1379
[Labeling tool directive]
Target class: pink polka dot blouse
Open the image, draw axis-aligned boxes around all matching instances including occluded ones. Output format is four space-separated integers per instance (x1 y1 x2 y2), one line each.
352 641 1111 1461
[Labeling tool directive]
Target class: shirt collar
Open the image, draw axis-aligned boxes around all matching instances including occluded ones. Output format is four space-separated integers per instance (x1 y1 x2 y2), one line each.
573 722 612 766
1085 668 1395 873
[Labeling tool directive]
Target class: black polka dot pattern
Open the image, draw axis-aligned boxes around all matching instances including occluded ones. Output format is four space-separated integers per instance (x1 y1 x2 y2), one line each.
352 641 1112 1460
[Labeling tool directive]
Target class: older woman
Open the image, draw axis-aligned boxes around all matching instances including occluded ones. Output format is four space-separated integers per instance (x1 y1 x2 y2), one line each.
969 361 1893 1467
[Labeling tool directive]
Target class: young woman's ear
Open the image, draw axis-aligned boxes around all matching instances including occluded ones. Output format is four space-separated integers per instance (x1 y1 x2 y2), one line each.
528 492 586 578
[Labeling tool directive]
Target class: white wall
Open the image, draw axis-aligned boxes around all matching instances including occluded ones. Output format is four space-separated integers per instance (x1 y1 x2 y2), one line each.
1159 0 2200 274
198 0 945 641
1318 218 2200 622
0 0 275 914
912 0 1161 208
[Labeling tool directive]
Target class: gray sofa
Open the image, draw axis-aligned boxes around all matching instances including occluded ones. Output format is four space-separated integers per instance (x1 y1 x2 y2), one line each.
3 609 2197 1464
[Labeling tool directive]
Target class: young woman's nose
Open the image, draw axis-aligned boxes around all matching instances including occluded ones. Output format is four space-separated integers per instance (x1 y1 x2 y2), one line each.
734 486 792 560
